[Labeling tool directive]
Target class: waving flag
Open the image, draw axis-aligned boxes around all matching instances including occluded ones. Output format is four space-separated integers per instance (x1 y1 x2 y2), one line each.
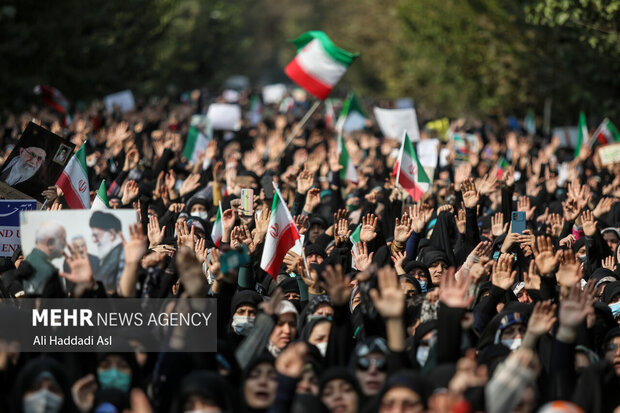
56 145 89 209
260 183 300 278
211 202 224 247
34 85 71 127
91 180 109 210
285 31 358 100
337 131 358 183
589 118 620 147
573 112 588 158
392 132 430 201
336 92 367 132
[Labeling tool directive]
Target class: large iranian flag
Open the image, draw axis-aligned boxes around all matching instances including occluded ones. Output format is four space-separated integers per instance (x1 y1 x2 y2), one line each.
392 132 431 202
260 183 301 278
284 31 358 100
56 145 90 209
91 180 109 210
589 118 620 147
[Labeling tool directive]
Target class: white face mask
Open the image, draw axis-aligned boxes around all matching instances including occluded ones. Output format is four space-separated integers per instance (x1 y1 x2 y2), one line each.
23 389 63 413
315 342 328 357
577 254 587 262
191 211 208 220
416 346 430 367
231 315 255 336
501 338 523 351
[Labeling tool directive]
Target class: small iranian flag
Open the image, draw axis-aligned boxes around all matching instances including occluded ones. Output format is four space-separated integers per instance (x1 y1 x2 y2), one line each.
34 85 72 127
337 131 358 183
211 202 224 247
183 123 212 164
335 92 367 132
574 112 588 158
91 180 109 210
260 183 301 278
589 118 620 147
285 31 358 100
392 132 431 202
350 224 362 269
56 145 90 209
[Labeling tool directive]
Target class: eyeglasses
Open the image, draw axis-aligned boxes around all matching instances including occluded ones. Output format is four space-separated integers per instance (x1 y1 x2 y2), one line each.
606 343 619 352
356 357 387 372
24 149 45 162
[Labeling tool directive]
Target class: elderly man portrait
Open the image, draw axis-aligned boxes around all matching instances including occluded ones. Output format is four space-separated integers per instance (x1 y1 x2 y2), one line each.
0 143 47 197
24 220 66 294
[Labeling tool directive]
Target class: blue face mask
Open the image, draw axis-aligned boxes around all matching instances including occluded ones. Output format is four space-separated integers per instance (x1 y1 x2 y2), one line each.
609 302 620 318
418 280 428 293
97 368 131 393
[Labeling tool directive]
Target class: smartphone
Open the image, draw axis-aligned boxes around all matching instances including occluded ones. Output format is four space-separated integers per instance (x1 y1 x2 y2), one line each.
219 245 250 274
511 211 526 234
241 188 254 216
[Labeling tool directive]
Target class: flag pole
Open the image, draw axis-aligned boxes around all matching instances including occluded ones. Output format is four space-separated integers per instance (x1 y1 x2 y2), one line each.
275 100 322 161
395 131 406 214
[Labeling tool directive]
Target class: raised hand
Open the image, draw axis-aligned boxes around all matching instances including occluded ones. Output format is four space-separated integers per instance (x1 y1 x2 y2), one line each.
492 253 516 290
176 221 195 250
369 266 405 318
207 248 222 280
123 148 139 171
296 169 314 195
121 223 147 265
592 197 614 218
321 265 351 306
253 209 270 244
455 208 466 234
61 241 95 285
294 215 309 235
335 218 351 246
556 249 582 288
523 260 541 290
532 236 560 276
194 237 207 263
391 250 407 274
179 173 201 197
258 288 285 316
549 213 565 238
562 199 580 223
491 213 506 237
478 173 498 196
304 188 321 212
439 271 473 308
559 282 596 329
147 215 165 248
567 181 591 211
602 256 616 271
221 208 236 234
360 213 378 242
122 180 139 205
353 242 374 272
461 178 479 209
394 214 414 243
527 300 557 337
559 234 576 248
164 170 176 190
409 203 433 233
581 209 597 237
275 342 308 378
518 197 536 221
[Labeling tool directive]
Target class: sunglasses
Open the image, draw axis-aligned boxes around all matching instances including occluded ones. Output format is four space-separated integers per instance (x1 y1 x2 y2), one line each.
356 357 387 372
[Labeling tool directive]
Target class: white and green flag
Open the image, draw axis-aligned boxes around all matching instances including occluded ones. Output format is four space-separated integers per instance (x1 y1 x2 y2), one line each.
183 115 213 163
91 180 109 210
337 131 358 183
336 93 367 132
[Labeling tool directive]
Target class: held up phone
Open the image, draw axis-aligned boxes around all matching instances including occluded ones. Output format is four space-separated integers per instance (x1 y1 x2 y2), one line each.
219 245 250 274
241 188 254 216
511 211 526 234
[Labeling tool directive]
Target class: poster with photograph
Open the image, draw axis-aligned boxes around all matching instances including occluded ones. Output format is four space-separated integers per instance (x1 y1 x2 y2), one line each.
0 122 75 202
0 200 38 256
20 209 138 292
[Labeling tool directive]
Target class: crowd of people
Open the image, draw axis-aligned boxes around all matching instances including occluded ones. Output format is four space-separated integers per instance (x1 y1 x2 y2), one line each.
0 90 619 413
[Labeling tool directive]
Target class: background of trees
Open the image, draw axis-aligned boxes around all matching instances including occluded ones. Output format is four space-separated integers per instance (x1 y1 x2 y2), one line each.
1 0 618 124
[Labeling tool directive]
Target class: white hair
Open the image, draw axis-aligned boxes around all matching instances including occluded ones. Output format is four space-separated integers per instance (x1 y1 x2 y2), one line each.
35 221 66 244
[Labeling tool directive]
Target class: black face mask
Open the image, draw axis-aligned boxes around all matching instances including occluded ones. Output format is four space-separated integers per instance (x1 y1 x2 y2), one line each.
287 299 302 313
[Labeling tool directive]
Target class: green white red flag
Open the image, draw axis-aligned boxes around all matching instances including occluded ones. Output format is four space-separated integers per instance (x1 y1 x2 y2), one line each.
589 118 620 147
260 183 301 278
34 85 72 127
285 31 358 100
337 131 358 183
91 180 109 210
336 92 367 132
56 145 90 209
392 132 431 201
211 202 224 247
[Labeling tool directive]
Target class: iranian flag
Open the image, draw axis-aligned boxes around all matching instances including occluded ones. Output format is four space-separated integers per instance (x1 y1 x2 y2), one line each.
34 85 71 127
589 118 620 147
183 124 212 163
335 93 367 132
56 145 90 209
91 180 109 210
350 224 362 269
211 202 224 247
573 112 588 158
392 132 431 202
260 183 301 278
284 31 358 100
337 130 358 183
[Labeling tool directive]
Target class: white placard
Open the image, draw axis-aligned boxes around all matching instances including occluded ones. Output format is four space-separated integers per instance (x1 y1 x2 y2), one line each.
416 139 439 168
206 104 242 131
103 90 135 113
598 142 620 166
262 84 287 104
374 107 420 141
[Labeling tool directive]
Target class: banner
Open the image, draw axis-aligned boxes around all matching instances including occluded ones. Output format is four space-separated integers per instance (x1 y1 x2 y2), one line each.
598 143 620 166
0 200 37 256
206 103 242 131
103 90 135 113
262 84 287 104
